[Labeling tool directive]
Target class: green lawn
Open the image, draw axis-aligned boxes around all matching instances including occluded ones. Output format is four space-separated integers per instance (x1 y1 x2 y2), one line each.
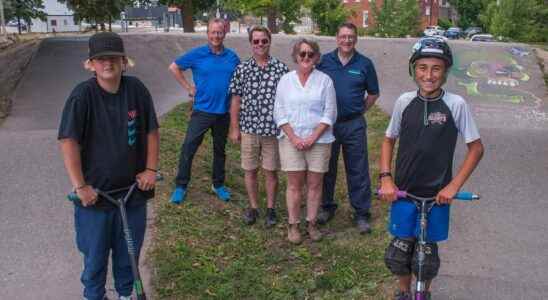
150 104 395 299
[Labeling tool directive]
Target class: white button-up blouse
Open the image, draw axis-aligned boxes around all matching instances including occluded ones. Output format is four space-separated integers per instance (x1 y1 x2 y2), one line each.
273 69 337 143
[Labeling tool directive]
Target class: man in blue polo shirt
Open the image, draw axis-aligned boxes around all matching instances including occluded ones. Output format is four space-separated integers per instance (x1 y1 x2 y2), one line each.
316 22 380 234
169 18 240 204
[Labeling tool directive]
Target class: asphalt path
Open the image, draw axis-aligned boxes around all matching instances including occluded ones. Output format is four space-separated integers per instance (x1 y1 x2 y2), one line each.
0 33 546 299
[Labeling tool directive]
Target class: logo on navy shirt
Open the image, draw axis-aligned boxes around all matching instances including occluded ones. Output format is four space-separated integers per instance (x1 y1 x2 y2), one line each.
128 110 138 146
428 112 447 125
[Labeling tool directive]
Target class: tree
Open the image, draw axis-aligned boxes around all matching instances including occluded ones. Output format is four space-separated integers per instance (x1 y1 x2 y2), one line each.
484 0 548 42
4 0 46 33
60 0 133 31
224 0 303 34
307 0 349 35
370 0 420 37
447 0 489 29
159 0 216 32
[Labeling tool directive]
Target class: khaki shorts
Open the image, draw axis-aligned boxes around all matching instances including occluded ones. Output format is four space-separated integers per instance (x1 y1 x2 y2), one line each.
278 138 332 173
241 133 280 171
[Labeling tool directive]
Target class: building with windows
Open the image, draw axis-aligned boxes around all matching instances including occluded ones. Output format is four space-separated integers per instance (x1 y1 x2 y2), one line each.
30 0 79 32
341 0 440 31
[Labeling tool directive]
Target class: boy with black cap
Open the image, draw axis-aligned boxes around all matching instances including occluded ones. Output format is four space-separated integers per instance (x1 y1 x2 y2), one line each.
58 32 160 300
378 37 484 300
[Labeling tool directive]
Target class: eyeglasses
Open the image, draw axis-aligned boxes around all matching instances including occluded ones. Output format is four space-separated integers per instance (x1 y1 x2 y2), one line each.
338 35 356 42
298 51 315 59
252 38 269 45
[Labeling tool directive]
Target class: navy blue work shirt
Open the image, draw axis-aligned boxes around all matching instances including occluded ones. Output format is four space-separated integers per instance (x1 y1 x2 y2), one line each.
175 45 240 114
317 50 380 120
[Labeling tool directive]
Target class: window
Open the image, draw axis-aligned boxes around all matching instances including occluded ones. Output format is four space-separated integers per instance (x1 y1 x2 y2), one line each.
63 19 68 26
363 10 369 28
425 7 431 16
51 19 57 26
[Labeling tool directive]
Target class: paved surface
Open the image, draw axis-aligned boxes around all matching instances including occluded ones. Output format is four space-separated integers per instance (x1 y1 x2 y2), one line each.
0 33 546 299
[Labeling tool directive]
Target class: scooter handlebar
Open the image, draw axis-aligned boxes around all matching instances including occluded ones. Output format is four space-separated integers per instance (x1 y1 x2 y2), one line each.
67 173 164 202
376 190 480 201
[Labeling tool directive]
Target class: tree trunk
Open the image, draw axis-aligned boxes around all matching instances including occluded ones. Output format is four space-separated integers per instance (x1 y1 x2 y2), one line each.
108 15 112 32
181 0 195 33
267 8 278 34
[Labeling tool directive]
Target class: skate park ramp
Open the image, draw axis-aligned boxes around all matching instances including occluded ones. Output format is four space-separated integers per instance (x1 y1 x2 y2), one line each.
1 33 546 299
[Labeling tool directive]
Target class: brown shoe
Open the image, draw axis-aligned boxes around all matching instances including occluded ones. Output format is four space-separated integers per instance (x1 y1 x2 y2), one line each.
287 223 302 244
307 220 323 242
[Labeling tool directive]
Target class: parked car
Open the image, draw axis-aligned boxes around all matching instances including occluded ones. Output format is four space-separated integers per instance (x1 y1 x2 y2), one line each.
6 20 27 31
424 26 445 37
470 34 495 42
465 26 482 38
445 27 463 39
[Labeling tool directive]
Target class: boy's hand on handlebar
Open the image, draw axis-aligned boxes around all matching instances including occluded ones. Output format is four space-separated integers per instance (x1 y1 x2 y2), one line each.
77 185 98 207
436 184 458 205
136 170 157 191
379 178 398 202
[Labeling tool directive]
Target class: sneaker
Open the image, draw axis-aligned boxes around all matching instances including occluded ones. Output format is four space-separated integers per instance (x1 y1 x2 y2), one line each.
317 209 335 225
243 208 259 225
265 208 277 228
355 217 372 234
287 223 302 244
170 186 187 204
119 296 131 300
394 290 412 300
212 185 231 202
307 221 323 242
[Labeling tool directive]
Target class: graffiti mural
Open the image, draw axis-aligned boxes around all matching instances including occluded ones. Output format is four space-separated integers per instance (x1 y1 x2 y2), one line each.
450 47 542 106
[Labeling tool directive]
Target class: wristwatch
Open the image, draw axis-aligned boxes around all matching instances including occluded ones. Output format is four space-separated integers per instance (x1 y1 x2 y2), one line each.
378 172 392 179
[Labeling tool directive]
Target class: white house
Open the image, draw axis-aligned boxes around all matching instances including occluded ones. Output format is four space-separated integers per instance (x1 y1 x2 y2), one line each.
31 0 80 32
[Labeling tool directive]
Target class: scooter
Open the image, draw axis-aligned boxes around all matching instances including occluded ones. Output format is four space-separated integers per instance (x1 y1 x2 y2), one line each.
68 175 162 300
380 190 480 300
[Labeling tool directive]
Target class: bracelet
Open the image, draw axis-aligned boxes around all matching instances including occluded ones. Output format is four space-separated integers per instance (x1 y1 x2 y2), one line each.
378 172 392 179
146 167 158 173
75 184 87 191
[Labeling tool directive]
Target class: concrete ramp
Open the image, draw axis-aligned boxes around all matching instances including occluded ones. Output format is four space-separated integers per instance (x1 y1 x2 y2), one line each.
1 33 546 299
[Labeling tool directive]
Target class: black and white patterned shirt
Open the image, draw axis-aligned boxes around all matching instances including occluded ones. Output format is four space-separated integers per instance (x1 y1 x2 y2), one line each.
229 56 289 136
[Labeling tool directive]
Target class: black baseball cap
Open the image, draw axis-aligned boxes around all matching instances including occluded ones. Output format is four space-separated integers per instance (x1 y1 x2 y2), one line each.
88 32 126 59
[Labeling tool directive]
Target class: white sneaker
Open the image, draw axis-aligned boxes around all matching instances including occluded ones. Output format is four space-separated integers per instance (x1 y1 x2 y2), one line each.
119 296 131 300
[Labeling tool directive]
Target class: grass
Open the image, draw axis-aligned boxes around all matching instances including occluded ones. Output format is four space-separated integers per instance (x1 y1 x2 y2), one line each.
150 104 395 299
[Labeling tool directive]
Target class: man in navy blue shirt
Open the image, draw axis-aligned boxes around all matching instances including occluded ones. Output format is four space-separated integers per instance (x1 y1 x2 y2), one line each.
316 23 380 234
169 18 240 204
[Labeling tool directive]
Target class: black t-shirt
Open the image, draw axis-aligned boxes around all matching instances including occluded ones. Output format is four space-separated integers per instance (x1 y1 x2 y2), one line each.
58 76 159 209
385 91 480 198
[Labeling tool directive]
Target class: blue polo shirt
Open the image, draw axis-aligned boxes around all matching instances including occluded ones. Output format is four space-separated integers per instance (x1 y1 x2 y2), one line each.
175 45 240 114
317 50 379 120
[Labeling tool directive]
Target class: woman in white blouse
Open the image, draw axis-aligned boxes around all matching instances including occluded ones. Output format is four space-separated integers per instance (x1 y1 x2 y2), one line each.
273 38 337 244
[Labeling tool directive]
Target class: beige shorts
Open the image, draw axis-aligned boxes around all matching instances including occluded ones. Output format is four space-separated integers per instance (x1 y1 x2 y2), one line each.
278 138 332 173
241 133 280 171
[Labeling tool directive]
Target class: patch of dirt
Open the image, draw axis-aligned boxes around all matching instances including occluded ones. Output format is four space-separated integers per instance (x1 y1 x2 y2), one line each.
0 39 41 124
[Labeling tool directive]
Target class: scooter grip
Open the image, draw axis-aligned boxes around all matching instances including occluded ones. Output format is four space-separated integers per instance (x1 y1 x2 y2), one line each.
454 192 480 200
67 192 79 202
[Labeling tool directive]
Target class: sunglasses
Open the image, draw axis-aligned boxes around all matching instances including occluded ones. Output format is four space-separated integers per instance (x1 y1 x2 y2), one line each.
298 51 315 59
252 38 270 45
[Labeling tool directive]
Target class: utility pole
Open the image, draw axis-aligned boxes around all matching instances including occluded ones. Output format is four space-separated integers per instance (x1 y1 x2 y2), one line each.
0 0 7 38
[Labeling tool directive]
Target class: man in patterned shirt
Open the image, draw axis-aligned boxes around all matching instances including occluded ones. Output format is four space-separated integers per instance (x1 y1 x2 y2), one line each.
228 26 289 226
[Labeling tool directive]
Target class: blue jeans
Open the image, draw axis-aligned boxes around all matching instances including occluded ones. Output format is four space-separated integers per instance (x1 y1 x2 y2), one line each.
75 204 147 300
175 110 229 188
322 116 372 218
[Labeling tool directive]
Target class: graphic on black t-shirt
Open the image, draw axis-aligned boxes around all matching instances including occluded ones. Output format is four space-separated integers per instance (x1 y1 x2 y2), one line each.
128 109 138 146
